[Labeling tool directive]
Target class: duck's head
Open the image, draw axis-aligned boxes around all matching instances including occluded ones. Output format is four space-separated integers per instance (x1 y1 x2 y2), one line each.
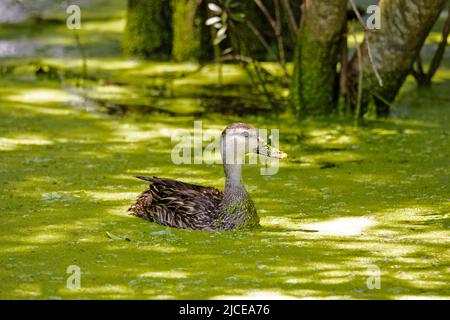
220 123 287 163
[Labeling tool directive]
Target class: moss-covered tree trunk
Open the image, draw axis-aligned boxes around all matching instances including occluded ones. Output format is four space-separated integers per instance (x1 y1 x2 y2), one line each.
123 0 172 59
291 0 347 117
348 0 446 117
172 0 201 61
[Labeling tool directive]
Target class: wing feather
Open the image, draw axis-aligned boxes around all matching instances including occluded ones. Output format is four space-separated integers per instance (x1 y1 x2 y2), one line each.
128 176 223 230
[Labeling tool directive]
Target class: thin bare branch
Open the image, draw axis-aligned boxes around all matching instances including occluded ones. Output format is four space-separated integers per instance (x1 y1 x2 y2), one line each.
349 0 367 27
410 64 422 82
274 0 286 67
280 0 299 41
339 23 349 99
365 36 383 86
427 5 450 80
245 20 289 78
245 20 278 60
254 0 277 31
353 32 363 126
417 54 425 75
349 0 384 87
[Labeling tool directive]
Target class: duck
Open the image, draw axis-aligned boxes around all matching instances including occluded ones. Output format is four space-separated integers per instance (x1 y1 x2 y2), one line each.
128 123 287 230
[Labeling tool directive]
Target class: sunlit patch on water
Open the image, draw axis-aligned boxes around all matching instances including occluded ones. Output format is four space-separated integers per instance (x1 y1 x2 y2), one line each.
0 135 53 151
138 271 188 279
211 290 298 300
0 40 72 59
0 40 37 58
302 217 376 236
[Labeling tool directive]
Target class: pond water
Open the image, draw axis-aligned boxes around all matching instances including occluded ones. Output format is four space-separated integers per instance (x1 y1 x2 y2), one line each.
0 0 449 300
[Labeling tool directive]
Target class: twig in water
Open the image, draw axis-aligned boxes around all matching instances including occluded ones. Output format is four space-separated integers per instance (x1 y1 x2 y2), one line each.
73 30 87 84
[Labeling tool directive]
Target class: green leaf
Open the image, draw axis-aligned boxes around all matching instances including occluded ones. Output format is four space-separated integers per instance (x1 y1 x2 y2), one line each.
229 1 241 9
217 26 228 38
231 13 246 22
221 12 228 22
222 47 233 55
106 231 122 240
213 34 227 46
106 232 131 241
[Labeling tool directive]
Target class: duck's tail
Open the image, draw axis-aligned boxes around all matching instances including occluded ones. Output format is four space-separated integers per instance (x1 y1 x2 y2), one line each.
134 175 157 183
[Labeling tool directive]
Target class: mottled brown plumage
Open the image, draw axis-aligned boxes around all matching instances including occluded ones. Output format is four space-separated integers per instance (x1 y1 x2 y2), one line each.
129 176 225 230
128 123 287 231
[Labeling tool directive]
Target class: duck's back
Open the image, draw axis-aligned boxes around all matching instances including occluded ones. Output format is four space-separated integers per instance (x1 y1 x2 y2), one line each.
128 176 224 230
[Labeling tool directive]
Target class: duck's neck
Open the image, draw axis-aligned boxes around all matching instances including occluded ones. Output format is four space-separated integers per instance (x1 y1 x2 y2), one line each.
224 163 245 192
220 139 247 195
217 140 259 229
220 162 259 229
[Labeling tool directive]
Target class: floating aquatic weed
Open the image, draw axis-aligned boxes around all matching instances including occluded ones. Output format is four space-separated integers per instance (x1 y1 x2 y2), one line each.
257 264 268 270
105 231 131 241
224 276 239 281
41 192 78 202
150 230 172 236
24 157 53 164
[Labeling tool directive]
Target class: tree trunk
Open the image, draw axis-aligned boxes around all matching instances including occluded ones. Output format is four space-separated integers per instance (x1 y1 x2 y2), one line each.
348 0 446 117
291 0 347 117
123 0 172 59
412 4 450 87
172 0 201 62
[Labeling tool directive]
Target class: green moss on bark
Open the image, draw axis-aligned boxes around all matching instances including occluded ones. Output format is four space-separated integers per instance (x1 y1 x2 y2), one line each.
123 0 172 59
291 29 341 116
172 0 200 62
290 0 347 118
361 69 410 117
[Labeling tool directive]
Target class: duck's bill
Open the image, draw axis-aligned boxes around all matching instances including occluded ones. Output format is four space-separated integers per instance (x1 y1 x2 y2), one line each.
257 144 288 160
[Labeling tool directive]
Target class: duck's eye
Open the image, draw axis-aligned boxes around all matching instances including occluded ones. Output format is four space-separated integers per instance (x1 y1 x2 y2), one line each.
242 132 249 138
